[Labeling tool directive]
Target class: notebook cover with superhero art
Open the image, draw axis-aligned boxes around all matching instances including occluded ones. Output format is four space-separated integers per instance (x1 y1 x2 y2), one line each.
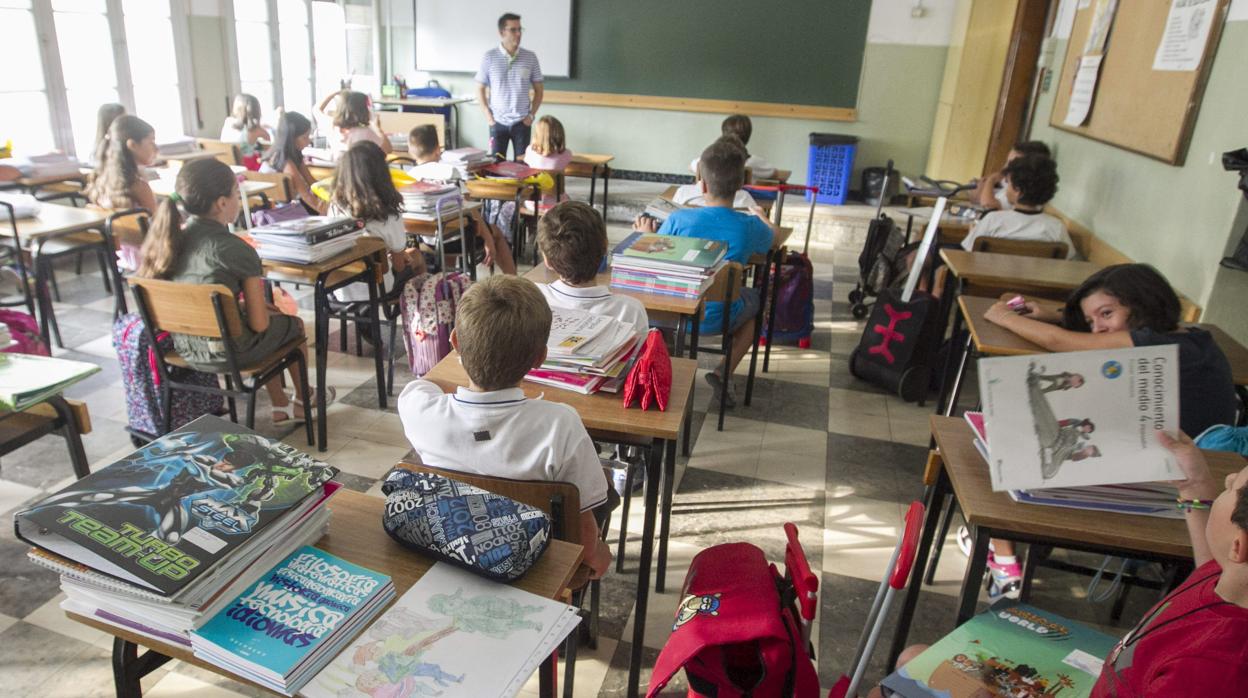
15 415 336 596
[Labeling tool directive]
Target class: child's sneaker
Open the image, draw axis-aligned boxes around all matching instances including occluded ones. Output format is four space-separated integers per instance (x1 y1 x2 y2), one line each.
986 553 1023 600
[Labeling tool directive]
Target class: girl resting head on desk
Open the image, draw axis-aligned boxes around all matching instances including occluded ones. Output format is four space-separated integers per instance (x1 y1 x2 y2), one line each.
983 262 1236 437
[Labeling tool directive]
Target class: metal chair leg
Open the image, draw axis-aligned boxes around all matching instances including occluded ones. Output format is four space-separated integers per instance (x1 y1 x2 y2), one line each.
615 464 635 573
924 494 957 585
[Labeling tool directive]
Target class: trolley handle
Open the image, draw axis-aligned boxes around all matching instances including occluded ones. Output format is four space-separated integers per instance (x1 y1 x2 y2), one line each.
889 501 926 590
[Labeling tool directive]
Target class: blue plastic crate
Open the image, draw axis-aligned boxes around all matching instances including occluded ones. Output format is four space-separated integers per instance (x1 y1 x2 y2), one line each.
806 133 857 205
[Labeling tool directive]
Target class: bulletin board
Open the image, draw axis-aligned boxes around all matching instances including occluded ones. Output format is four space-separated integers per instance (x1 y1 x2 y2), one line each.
1049 0 1230 165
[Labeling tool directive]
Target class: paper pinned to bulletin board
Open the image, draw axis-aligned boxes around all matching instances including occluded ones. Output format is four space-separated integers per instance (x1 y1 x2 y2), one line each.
1063 0 1120 126
1153 0 1219 71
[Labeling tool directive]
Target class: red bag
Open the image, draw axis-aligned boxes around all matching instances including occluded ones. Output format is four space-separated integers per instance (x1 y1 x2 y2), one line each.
648 542 821 697
0 309 50 356
622 329 671 411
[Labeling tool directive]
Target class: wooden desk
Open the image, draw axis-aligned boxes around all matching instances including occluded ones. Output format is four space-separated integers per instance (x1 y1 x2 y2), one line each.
262 237 389 451
464 178 539 258
889 415 1246 666
2 203 108 346
941 249 1100 295
935 252 1104 415
69 488 583 697
424 351 696 697
158 149 220 165
897 206 975 244
10 170 87 194
372 95 474 148
565 153 614 217
150 178 275 229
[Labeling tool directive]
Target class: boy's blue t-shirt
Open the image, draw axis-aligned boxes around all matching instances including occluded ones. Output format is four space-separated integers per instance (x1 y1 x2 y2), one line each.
658 206 773 332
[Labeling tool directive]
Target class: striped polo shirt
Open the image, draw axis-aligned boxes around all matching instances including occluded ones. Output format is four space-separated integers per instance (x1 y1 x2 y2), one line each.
475 45 544 126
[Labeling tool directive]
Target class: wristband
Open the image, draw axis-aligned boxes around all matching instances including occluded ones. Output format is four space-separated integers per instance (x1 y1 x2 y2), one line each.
1176 498 1214 512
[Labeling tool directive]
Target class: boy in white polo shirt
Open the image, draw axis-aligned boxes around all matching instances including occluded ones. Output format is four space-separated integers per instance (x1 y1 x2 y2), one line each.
536 200 649 337
397 275 613 578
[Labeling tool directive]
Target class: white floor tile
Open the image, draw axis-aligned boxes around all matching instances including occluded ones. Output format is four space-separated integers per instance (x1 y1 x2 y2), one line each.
23 593 115 651
145 671 249 698
0 479 43 517
322 437 411 479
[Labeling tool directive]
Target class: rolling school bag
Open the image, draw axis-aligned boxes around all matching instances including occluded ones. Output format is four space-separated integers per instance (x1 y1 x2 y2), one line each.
399 271 473 377
848 198 949 404
113 313 224 442
748 183 819 349
648 541 820 698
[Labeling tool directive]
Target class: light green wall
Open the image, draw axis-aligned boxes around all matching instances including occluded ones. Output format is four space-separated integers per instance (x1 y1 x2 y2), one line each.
1029 22 1248 311
417 42 949 186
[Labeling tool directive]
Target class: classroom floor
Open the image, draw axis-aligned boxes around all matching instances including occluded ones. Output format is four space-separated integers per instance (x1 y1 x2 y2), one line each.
0 194 1160 696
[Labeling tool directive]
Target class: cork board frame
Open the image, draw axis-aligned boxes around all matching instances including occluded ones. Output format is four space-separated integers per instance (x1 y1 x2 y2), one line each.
1049 0 1230 166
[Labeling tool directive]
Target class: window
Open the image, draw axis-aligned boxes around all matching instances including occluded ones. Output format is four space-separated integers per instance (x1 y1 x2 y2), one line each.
0 0 54 153
343 0 377 95
278 0 313 115
122 0 184 142
52 0 119 159
234 0 275 118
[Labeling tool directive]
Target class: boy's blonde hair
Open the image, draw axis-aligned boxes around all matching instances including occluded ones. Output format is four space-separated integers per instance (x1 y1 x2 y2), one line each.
456 276 552 390
529 115 566 157
538 201 607 284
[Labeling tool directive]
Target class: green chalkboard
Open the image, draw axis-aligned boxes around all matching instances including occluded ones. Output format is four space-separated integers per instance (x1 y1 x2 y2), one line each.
544 0 871 109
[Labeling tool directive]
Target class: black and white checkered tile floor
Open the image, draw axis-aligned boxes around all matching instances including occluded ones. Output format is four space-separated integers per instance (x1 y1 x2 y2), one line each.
0 211 1159 697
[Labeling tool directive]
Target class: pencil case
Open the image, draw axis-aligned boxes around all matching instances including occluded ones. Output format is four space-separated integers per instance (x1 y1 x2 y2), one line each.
379 466 551 582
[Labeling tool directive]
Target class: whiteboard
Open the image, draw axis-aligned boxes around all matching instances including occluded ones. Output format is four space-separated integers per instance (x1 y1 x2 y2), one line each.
414 0 572 77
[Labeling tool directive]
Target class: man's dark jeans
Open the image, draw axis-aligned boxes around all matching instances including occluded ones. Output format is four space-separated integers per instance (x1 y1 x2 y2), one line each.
489 120 531 160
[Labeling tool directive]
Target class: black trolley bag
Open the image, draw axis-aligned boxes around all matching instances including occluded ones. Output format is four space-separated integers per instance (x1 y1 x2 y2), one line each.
848 197 949 404
848 161 906 319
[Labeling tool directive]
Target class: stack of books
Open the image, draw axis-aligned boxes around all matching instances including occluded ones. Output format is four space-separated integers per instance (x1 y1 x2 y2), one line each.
14 416 344 656
0 353 100 410
481 160 539 180
973 345 1184 519
0 152 82 179
249 216 362 264
191 546 394 696
398 179 460 221
157 137 197 156
526 307 640 394
441 146 493 178
609 232 727 299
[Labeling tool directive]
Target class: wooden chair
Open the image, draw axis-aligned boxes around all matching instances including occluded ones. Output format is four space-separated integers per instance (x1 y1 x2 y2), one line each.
242 170 294 210
970 236 1069 259
194 138 241 166
127 277 314 445
99 207 150 318
394 461 599 698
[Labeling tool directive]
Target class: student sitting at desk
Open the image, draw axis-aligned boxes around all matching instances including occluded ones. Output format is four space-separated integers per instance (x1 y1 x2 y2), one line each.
877 430 1248 697
405 124 516 275
635 138 776 407
89 102 126 167
87 114 158 214
971 263 1237 599
971 140 1051 212
219 94 270 169
959 154 1075 259
674 135 759 209
396 275 614 579
536 200 648 337
689 114 775 181
317 89 391 157
261 111 327 215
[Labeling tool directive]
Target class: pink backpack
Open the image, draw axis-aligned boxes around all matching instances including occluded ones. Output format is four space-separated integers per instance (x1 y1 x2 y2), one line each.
398 271 472 377
0 309 50 356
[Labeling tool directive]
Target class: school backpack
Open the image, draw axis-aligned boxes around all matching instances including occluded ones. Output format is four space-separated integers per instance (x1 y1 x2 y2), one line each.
764 250 816 348
399 271 473 377
648 542 821 698
0 309 50 356
112 313 224 442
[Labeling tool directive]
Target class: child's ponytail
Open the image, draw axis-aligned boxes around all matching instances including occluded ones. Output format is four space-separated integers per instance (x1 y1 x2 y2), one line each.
136 158 236 280
138 195 183 279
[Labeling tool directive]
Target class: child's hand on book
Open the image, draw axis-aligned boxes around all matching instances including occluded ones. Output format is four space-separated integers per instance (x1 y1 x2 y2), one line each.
1159 431 1218 501
633 214 660 233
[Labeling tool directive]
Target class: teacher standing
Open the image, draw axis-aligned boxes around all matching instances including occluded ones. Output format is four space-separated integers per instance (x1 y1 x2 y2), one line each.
475 12 544 160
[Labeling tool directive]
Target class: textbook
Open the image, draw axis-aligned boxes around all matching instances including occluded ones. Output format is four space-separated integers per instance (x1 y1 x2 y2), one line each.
191 546 394 696
15 415 338 597
248 216 362 244
0 353 100 410
612 231 728 272
302 562 580 698
881 602 1116 698
977 345 1182 492
545 307 614 358
964 410 1182 519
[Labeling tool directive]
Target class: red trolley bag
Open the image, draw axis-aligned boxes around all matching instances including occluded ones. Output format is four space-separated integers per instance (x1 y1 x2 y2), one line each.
648 537 820 698
848 197 949 404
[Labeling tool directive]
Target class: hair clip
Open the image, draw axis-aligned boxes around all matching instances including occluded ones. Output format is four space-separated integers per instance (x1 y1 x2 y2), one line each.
167 191 182 203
